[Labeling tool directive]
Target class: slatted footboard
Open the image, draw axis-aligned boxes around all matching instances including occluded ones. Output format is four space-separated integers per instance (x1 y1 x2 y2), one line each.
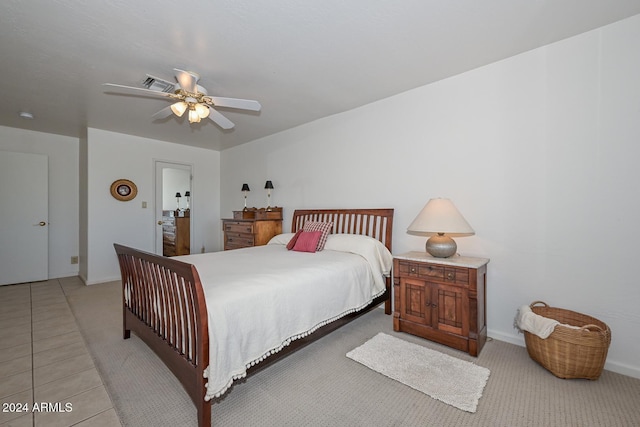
114 244 212 427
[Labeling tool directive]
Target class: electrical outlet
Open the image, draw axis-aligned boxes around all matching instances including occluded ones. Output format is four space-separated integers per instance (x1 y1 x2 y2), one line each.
70 256 79 264
142 201 147 208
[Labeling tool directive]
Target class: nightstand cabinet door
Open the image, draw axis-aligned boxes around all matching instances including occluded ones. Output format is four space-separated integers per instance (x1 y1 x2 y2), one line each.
393 254 488 356
434 283 468 337
399 277 433 326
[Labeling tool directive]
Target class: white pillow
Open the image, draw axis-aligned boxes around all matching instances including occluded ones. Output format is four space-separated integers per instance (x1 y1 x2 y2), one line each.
323 234 393 277
267 233 297 245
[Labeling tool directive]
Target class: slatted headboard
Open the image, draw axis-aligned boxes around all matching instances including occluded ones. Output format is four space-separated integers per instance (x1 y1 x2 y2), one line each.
291 208 394 253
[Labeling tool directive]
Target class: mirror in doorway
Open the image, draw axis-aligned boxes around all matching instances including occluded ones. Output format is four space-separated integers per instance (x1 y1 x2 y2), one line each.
161 168 191 256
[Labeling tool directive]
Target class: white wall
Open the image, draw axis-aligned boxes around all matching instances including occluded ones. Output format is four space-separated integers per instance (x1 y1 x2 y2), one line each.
220 15 640 378
82 128 220 284
0 126 79 279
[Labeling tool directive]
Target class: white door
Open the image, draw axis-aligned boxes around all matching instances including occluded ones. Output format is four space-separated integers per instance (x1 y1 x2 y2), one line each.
0 151 48 285
154 161 192 255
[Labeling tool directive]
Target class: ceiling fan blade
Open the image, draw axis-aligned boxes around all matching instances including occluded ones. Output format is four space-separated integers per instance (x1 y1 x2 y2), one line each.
207 96 261 111
102 83 174 99
174 68 198 94
151 105 174 120
208 108 235 130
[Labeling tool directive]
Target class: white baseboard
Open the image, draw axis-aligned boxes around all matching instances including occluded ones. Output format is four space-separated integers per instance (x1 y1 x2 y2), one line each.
81 275 121 286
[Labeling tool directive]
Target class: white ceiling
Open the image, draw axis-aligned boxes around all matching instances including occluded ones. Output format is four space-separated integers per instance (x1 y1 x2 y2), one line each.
2 1 640 151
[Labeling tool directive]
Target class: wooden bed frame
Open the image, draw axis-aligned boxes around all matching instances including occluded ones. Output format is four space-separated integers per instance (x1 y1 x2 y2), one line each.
114 208 393 426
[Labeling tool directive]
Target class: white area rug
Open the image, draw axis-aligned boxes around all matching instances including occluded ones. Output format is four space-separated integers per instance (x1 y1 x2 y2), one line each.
346 333 490 413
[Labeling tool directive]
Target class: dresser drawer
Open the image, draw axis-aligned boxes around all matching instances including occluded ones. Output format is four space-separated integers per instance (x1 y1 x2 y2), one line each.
223 221 254 234
224 232 254 248
163 244 176 257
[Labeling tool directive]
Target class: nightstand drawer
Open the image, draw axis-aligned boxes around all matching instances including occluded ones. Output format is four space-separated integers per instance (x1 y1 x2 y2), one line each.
224 222 254 234
444 267 469 285
398 261 444 280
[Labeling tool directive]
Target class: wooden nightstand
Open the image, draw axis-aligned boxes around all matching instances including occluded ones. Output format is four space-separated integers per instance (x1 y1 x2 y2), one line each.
393 251 489 356
222 209 283 250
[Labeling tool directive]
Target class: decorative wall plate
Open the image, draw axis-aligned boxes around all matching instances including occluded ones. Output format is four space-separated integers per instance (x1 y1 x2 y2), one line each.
110 179 138 201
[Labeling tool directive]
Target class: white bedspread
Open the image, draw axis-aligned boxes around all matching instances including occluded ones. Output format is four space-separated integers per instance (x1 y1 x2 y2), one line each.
174 239 390 400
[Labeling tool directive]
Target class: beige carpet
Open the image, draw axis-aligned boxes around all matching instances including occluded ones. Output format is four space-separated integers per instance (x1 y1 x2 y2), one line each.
346 333 490 412
67 280 640 427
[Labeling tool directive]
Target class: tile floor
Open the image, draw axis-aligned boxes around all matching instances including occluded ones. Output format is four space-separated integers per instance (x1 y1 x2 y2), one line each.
0 277 121 427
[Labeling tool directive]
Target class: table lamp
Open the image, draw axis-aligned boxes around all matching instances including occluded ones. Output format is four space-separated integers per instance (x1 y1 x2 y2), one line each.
264 180 274 211
241 183 250 210
407 198 475 258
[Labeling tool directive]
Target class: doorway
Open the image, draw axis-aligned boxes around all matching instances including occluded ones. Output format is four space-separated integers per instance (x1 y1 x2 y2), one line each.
155 161 193 256
0 151 48 285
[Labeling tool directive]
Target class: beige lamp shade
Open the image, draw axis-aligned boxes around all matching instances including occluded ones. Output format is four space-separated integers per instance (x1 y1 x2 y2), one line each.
407 198 474 257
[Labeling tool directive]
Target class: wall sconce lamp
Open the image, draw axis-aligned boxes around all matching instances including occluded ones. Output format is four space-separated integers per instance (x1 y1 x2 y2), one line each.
184 191 191 210
175 192 181 211
241 183 250 210
264 180 274 211
407 198 475 258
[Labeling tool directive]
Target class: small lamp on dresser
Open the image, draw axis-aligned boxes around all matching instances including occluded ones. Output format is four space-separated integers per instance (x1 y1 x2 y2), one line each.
184 191 191 210
241 183 250 210
175 192 181 211
407 198 475 258
264 180 274 211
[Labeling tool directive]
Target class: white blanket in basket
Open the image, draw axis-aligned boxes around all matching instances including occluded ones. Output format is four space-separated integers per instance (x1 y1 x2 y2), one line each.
514 305 559 339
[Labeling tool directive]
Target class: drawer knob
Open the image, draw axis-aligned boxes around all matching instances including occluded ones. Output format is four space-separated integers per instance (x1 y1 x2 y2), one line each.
410 268 416 273
447 272 454 280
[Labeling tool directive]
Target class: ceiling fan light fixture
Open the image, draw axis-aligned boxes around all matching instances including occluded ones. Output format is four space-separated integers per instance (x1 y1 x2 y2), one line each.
188 108 201 123
194 103 210 119
170 101 188 117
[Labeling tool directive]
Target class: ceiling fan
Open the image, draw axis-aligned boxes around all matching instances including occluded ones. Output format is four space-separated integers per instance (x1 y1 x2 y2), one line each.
103 68 261 130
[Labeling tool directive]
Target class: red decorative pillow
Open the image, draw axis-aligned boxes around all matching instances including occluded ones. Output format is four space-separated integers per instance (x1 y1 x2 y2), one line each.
292 231 322 253
286 230 303 250
302 221 333 251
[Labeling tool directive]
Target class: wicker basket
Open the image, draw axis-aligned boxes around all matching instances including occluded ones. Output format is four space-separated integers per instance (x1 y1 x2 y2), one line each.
523 301 611 380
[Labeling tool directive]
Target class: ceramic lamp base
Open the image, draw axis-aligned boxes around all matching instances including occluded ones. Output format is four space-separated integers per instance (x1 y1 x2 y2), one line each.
426 233 457 258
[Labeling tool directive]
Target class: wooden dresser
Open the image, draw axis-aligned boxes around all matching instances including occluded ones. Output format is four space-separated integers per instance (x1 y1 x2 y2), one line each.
222 208 283 250
162 210 190 256
393 251 489 356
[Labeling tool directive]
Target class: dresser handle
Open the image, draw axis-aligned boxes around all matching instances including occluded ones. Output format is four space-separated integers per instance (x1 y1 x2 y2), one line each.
410 268 416 273
447 272 454 280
